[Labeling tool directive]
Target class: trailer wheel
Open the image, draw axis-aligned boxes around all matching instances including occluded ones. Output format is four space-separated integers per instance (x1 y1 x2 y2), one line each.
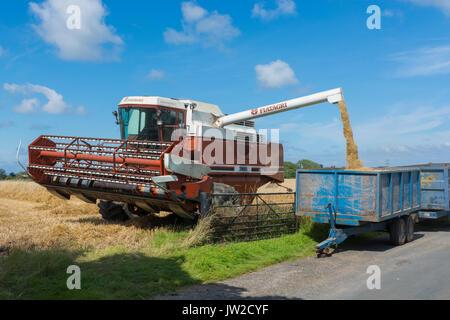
403 215 415 243
98 200 130 222
389 218 406 246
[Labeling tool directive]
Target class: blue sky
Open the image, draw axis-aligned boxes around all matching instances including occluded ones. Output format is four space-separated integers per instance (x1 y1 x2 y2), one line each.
0 0 449 172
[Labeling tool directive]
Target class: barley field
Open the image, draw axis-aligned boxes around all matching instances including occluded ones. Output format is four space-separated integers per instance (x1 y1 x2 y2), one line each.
0 181 184 253
0 179 297 254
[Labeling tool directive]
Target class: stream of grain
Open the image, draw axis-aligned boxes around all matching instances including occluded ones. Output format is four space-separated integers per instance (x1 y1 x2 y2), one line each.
338 101 371 171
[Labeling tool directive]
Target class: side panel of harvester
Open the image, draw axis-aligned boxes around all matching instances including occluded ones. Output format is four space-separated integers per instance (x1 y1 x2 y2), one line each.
295 169 421 226
177 135 285 194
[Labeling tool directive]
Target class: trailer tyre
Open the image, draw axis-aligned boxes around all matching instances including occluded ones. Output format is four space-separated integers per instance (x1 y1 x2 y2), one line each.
403 215 415 243
389 218 406 246
98 200 130 222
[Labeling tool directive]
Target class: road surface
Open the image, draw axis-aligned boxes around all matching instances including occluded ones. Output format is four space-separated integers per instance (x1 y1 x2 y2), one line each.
158 222 450 300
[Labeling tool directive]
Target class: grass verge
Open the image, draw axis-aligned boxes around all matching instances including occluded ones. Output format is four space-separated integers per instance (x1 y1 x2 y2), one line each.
0 225 320 300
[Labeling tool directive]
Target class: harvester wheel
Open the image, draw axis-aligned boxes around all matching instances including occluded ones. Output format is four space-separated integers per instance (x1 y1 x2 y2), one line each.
389 218 406 246
98 200 130 222
212 183 239 206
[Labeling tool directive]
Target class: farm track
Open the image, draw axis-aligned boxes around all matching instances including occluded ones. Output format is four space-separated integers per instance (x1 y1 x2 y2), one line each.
158 221 450 300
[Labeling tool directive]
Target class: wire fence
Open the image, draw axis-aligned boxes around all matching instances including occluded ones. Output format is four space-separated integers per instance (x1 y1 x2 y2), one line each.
202 192 298 242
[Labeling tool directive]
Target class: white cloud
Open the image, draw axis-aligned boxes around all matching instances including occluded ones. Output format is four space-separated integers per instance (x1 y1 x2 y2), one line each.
382 9 395 17
14 98 39 114
182 1 207 22
404 0 450 17
164 2 240 48
4 83 73 115
392 45 450 77
355 105 450 141
0 120 14 128
76 106 87 115
3 83 26 94
164 29 197 45
277 103 450 166
362 141 450 167
255 60 299 89
284 105 450 147
381 9 404 19
29 0 123 61
146 69 165 80
28 84 70 114
252 0 297 21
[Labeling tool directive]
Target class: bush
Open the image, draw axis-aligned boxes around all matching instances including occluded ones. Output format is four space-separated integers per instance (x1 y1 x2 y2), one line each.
0 169 30 181
284 159 323 178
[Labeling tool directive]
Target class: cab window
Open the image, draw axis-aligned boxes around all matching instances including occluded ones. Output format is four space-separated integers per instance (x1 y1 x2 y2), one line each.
120 107 185 142
162 109 181 142
121 107 158 141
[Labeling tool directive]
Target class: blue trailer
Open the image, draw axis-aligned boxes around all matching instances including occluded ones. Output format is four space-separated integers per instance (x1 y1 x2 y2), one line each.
295 169 422 256
296 167 450 256
418 167 449 219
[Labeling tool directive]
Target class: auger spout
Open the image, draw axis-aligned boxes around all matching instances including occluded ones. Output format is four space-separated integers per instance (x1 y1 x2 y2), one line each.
215 88 344 128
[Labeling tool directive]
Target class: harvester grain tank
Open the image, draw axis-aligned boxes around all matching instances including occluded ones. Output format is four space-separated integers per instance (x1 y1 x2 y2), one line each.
27 89 344 221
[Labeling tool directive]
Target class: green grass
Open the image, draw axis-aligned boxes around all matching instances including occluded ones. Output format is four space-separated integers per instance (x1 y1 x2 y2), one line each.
2 218 447 300
0 222 322 300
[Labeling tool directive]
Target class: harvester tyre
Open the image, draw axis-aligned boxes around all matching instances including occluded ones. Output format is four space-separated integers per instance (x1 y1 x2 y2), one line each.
389 218 406 246
212 183 239 206
98 200 130 222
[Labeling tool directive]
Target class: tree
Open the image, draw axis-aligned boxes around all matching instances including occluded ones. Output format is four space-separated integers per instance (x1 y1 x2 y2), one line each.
284 159 324 178
0 169 6 180
7 172 17 180
284 161 298 179
297 159 323 170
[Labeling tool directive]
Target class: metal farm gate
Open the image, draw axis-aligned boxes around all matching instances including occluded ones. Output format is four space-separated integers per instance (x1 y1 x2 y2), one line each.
201 192 297 242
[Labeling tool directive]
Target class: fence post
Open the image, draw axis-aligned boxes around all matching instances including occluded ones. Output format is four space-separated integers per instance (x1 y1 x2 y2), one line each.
200 192 211 218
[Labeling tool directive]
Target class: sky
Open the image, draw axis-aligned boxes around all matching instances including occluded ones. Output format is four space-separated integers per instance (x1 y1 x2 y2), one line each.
0 0 449 172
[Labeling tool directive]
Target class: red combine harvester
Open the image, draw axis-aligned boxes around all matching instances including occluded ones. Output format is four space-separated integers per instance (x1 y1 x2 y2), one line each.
27 89 344 221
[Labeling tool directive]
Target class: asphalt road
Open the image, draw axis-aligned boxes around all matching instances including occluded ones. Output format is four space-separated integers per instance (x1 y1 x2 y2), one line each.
158 221 450 300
